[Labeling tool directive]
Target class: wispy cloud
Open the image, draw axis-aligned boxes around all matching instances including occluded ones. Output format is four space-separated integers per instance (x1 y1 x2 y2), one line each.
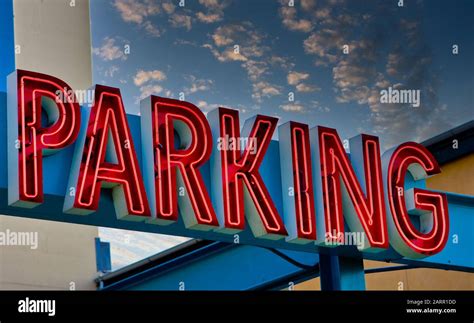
204 22 284 102
196 0 230 23
279 6 313 32
104 65 120 78
142 20 163 37
113 0 230 36
169 13 192 31
138 84 164 100
113 0 163 37
300 1 449 146
113 0 195 37
93 37 128 61
301 0 316 11
162 2 175 14
196 100 222 113
287 71 309 85
113 0 160 24
133 69 169 102
303 30 343 66
287 71 320 93
183 75 214 95
197 12 222 23
203 44 248 62
252 81 281 102
296 83 320 93
133 69 167 86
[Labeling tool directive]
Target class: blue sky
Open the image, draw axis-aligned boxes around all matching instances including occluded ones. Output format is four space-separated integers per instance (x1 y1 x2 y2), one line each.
90 0 474 269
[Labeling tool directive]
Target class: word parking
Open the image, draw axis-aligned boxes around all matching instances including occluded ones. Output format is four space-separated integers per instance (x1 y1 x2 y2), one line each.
7 70 449 259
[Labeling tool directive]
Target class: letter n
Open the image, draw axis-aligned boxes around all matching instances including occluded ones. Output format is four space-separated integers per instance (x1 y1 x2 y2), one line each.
311 126 388 251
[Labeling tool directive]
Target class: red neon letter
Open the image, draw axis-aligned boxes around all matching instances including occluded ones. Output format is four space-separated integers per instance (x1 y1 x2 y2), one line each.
210 108 287 238
279 122 316 243
8 69 80 207
385 142 449 258
312 127 388 250
143 96 219 229
65 85 150 220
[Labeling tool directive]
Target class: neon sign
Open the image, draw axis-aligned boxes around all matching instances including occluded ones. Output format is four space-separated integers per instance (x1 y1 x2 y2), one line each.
7 69 450 259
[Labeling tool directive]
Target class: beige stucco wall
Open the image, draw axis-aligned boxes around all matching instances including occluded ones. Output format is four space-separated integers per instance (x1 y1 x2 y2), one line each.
12 0 93 92
0 0 97 290
0 217 98 290
426 153 474 196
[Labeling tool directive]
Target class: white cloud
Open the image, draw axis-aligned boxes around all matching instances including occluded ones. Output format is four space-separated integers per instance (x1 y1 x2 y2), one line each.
270 55 295 71
138 84 164 100
311 100 331 113
212 24 241 46
93 37 127 61
303 29 344 65
133 69 169 102
296 83 320 92
162 2 176 14
287 71 310 85
196 12 222 23
203 44 248 62
199 0 227 10
196 0 229 23
242 60 268 82
280 7 313 32
113 0 160 24
134 69 167 86
204 22 296 103
113 0 163 37
315 8 331 19
333 60 375 89
196 100 221 112
206 23 271 73
205 23 276 102
143 21 162 37
184 75 214 95
286 71 320 92
169 14 192 30
104 65 120 78
252 81 282 102
301 0 316 11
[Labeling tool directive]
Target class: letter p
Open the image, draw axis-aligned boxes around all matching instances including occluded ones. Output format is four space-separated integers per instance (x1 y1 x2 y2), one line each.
7 70 81 207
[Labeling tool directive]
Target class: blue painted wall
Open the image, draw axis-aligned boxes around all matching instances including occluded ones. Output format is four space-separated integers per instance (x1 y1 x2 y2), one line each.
0 0 15 92
103 244 319 291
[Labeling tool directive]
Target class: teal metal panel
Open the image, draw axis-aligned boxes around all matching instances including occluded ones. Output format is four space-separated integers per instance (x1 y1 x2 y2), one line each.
0 0 14 92
101 244 319 290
